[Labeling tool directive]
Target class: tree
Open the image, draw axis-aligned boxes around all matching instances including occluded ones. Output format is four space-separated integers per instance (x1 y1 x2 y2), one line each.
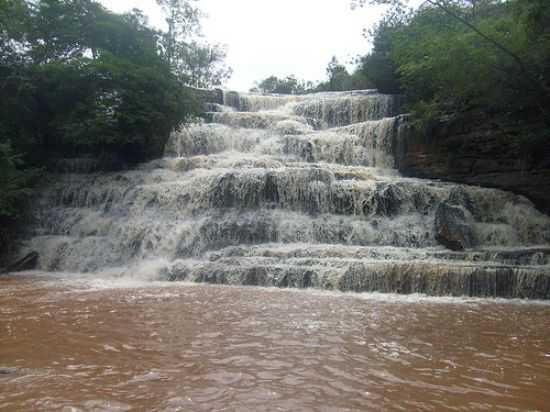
0 140 38 257
255 76 279 93
352 0 550 119
0 0 205 258
176 41 232 88
155 0 232 88
254 75 311 94
156 0 200 68
1 0 199 162
325 56 352 91
353 18 402 93
0 142 33 218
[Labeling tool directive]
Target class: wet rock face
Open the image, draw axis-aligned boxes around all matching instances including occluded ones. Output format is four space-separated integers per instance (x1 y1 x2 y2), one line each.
17 90 550 298
3 252 39 273
435 203 475 251
434 187 478 251
184 86 224 106
396 109 550 215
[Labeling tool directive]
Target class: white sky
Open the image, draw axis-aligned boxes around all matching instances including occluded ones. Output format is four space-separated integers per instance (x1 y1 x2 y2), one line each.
99 0 389 91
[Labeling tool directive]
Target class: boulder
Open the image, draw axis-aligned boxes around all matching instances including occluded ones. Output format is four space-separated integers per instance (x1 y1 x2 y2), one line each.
447 186 477 216
435 203 475 251
375 184 404 216
3 252 39 274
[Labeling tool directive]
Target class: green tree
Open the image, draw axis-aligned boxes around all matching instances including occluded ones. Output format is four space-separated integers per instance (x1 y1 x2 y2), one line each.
0 0 206 257
156 0 201 68
1 0 198 164
177 41 232 88
352 0 550 122
326 56 351 91
255 76 279 93
354 19 402 93
254 75 311 94
0 141 37 257
156 0 232 87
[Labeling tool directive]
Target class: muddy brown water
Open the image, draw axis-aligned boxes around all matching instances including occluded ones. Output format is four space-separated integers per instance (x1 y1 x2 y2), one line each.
1 274 550 411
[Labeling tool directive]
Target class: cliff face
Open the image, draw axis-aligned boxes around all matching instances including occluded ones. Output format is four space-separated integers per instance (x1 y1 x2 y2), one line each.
186 87 224 105
396 110 550 214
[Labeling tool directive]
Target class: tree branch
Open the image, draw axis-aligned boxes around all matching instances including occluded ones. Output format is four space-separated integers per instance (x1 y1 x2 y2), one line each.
425 0 527 74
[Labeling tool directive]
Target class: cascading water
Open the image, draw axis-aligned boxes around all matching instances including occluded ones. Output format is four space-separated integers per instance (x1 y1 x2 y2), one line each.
21 90 550 298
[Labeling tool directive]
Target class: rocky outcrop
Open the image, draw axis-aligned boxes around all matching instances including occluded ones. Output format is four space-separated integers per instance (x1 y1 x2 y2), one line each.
2 252 38 274
184 86 224 106
396 110 550 214
161 258 550 299
435 203 474 251
434 188 477 251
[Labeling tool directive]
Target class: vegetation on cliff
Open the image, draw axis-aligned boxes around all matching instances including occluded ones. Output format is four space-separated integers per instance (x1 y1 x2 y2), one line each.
352 0 550 125
0 0 230 257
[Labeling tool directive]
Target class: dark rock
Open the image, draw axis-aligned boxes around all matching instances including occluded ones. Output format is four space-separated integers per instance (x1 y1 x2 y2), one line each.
0 367 18 375
277 268 318 288
176 214 279 257
222 91 242 110
242 267 269 286
447 186 477 216
375 184 404 216
396 109 550 215
263 173 280 204
435 203 475 251
209 173 237 208
184 86 224 105
4 252 39 274
202 112 215 123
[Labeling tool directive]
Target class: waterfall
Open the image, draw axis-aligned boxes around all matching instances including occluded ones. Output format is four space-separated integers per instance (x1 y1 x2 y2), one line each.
21 89 550 298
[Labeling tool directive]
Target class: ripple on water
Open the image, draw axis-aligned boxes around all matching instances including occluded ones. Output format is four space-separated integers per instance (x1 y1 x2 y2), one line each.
1 276 550 411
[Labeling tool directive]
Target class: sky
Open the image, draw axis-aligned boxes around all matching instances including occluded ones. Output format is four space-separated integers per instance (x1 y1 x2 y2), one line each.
99 0 389 91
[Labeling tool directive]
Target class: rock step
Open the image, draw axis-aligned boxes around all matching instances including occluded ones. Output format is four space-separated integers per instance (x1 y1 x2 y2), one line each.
165 118 404 168
204 244 550 267
162 258 550 299
205 112 309 129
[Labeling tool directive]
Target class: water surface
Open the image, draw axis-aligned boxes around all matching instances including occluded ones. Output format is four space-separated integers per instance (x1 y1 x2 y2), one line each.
1 274 550 411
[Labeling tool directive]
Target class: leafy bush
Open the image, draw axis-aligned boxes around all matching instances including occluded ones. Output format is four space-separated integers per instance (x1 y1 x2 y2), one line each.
355 0 550 126
0 0 231 258
0 142 38 257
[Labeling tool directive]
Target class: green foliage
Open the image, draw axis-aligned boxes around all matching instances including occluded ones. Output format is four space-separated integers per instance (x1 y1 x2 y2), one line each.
0 141 38 256
253 75 315 95
354 19 403 94
316 56 374 92
0 142 33 218
326 56 352 91
155 0 232 88
354 0 550 126
176 41 232 88
1 0 201 164
253 57 374 95
0 0 232 255
156 0 201 67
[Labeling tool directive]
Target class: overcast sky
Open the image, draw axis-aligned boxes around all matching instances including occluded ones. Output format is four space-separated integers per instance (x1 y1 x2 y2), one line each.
99 0 389 91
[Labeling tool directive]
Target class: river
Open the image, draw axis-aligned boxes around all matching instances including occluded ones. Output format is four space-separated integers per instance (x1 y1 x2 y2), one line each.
2 273 550 411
